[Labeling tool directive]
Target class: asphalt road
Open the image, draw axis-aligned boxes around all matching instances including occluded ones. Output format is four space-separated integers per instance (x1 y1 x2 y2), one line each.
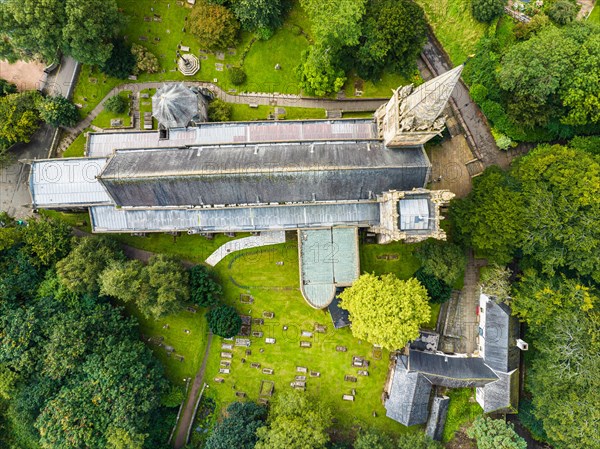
0 56 79 218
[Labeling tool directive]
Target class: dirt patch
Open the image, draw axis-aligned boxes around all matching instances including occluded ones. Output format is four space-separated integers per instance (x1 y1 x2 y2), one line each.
445 427 477 449
0 60 46 91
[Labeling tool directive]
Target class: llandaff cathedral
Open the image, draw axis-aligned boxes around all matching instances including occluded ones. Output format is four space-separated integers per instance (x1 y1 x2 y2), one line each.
29 66 463 242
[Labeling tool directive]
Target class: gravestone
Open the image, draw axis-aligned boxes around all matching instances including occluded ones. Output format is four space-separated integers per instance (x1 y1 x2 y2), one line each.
300 341 312 348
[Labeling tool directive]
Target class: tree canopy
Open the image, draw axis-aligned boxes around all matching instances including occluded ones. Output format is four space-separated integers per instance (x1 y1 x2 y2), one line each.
0 91 41 149
37 95 79 128
99 39 136 79
205 401 267 449
471 0 506 23
339 273 431 350
206 304 242 338
231 0 287 39
255 391 332 449
189 265 222 307
415 239 466 286
466 416 527 449
189 2 240 50
104 95 129 114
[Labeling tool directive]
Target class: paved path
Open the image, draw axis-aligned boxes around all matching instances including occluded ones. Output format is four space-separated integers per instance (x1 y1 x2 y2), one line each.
421 38 503 168
205 231 286 266
173 332 214 449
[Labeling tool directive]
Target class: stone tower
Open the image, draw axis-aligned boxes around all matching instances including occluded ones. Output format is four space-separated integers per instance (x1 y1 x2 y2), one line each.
374 65 464 147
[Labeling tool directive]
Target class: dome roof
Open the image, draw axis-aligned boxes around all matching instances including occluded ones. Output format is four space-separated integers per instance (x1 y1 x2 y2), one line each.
152 83 199 128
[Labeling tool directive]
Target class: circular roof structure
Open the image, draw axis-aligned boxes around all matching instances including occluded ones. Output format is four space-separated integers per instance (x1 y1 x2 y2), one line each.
152 83 199 128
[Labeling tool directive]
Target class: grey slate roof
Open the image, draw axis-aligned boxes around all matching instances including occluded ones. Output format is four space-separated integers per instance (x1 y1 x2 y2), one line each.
477 369 519 414
98 142 430 208
482 299 520 372
426 396 449 441
409 349 498 388
385 355 432 426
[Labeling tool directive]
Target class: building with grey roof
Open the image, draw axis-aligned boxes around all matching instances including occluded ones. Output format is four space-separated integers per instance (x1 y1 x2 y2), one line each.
426 396 449 441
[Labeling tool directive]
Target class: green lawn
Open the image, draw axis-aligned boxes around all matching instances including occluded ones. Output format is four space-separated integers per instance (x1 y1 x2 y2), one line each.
139 88 157 129
205 241 418 442
588 4 600 23
359 241 422 280
414 0 490 64
91 90 132 129
442 388 482 443
343 70 422 99
62 129 90 157
230 103 325 121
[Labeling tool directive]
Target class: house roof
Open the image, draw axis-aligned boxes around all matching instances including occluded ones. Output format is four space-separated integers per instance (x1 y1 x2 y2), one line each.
98 142 430 207
481 296 520 372
478 369 519 414
409 349 498 388
152 83 199 128
426 396 450 441
385 355 432 426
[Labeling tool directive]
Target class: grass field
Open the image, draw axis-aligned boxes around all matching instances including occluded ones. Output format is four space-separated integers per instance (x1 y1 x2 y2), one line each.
62 129 90 157
139 88 157 129
588 4 600 23
91 90 132 128
230 103 326 121
414 0 490 64
442 388 482 442
360 241 422 280
204 241 418 442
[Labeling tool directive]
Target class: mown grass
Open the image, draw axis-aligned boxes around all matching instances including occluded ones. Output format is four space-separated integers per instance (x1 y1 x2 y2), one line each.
359 241 422 280
205 241 418 442
442 388 482 443
229 103 325 121
91 90 132 129
588 4 600 23
139 88 157 129
414 0 490 64
62 129 89 157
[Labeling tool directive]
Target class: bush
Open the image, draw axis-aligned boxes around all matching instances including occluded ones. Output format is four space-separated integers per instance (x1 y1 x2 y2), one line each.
547 0 578 24
469 84 488 105
492 129 513 150
207 304 242 338
99 38 136 79
415 268 452 304
0 79 17 97
131 44 160 74
104 95 128 114
228 67 247 85
471 0 506 22
189 2 240 50
37 95 79 127
466 416 527 449
189 265 222 307
160 385 185 408
208 99 232 122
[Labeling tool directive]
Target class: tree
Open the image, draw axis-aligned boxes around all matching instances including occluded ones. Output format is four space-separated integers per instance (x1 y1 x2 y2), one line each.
569 135 600 155
480 263 512 300
144 255 189 319
207 304 242 338
415 239 466 286
466 417 527 449
189 265 222 307
231 0 287 38
548 0 578 24
296 45 346 97
354 0 427 80
37 95 79 128
414 268 452 304
104 95 129 114
21 217 72 267
0 79 17 97
99 39 136 79
131 44 160 75
396 433 443 449
189 2 240 51
208 99 232 122
0 211 21 252
228 67 247 85
512 144 600 282
301 0 366 49
0 246 41 304
449 166 525 265
99 260 147 304
354 429 394 449
56 237 124 295
0 91 41 148
205 401 267 449
105 426 145 449
339 273 431 350
471 0 506 23
160 385 185 408
255 391 331 449
62 0 123 65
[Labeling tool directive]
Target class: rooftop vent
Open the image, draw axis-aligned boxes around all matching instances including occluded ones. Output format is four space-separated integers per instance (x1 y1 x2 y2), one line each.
516 339 529 351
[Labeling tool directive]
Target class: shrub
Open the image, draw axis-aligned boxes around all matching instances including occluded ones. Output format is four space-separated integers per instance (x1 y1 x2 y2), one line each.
208 99 232 122
131 44 160 74
493 129 513 150
415 268 453 304
466 416 527 449
160 385 185 408
104 95 128 114
189 2 240 50
547 0 578 24
189 265 222 307
469 84 488 105
37 95 79 127
228 67 247 85
471 0 506 22
207 304 242 338
99 38 136 79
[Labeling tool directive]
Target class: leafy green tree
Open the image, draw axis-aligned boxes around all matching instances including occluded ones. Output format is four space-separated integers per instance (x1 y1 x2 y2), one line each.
104 95 129 114
255 391 332 449
100 39 136 79
339 273 431 350
105 426 146 449
466 416 527 449
62 0 123 65
0 364 19 400
301 0 366 49
296 45 346 97
37 95 79 128
0 212 20 252
56 237 124 295
131 44 160 75
354 429 394 449
415 239 466 286
547 0 578 24
0 246 40 304
207 304 242 338
471 0 506 22
449 166 525 264
189 265 222 307
414 268 452 304
160 384 185 408
143 254 189 320
189 2 240 50
21 217 72 267
512 144 600 282
0 91 41 147
480 263 512 300
569 135 600 155
396 433 443 449
354 0 427 80
205 401 267 449
99 260 147 304
228 67 247 85
0 79 17 97
208 99 232 122
231 0 287 38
